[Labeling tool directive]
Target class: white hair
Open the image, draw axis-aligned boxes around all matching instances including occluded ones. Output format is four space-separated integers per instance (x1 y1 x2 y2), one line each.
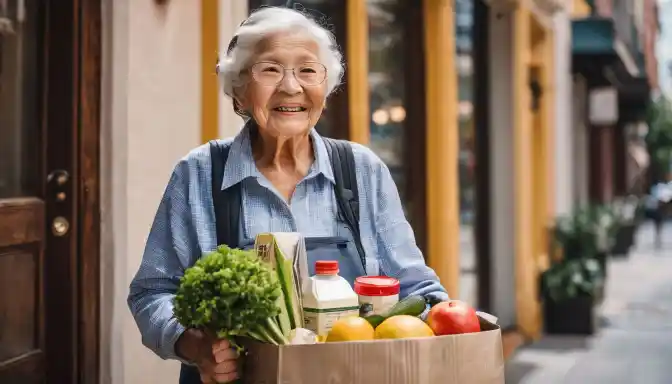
217 7 344 105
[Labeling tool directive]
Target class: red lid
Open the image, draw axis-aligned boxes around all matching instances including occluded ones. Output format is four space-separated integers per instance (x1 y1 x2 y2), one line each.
354 276 400 296
315 260 339 275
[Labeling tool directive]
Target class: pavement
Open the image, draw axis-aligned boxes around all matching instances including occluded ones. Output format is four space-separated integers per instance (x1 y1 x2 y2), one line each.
505 222 672 384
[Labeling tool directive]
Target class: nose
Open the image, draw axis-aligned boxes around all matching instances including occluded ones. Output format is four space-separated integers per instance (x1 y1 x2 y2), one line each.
279 70 303 94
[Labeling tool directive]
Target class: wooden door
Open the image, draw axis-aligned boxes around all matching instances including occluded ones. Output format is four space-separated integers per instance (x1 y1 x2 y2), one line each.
0 1 101 383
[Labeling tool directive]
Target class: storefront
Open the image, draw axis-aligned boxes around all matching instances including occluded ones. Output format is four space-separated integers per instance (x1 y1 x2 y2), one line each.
235 1 563 339
242 0 461 296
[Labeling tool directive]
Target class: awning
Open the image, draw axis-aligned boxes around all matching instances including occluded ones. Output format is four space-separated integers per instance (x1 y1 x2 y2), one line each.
571 17 640 85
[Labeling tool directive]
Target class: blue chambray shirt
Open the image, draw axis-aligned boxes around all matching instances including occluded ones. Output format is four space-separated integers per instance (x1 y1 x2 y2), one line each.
127 125 449 361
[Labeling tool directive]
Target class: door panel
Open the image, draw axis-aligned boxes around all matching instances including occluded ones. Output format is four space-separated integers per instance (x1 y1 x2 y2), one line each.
1 0 81 383
0 198 45 384
0 1 46 381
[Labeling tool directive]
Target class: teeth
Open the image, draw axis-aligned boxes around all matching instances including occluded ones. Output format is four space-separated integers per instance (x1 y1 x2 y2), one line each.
275 107 304 112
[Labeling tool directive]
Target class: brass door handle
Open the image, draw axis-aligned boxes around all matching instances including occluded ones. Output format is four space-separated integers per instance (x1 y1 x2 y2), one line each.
52 216 70 237
47 170 70 186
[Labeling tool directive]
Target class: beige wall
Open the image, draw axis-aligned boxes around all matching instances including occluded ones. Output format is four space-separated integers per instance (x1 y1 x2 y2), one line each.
488 6 517 330
100 1 246 383
553 9 575 216
219 0 248 137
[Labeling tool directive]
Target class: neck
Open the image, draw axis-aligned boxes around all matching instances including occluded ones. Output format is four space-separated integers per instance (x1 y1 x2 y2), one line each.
252 129 314 174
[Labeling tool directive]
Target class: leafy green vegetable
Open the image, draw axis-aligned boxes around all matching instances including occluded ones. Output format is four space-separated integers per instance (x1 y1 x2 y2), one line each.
173 245 289 348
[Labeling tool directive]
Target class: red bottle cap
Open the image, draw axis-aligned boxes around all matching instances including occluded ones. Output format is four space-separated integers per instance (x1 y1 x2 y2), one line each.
354 276 400 296
315 260 339 275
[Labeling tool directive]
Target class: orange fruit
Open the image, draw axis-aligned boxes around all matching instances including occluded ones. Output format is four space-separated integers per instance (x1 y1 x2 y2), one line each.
374 315 435 339
326 316 375 342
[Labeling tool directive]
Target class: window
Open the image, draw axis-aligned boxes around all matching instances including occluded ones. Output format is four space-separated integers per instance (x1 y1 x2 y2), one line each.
367 0 426 249
456 0 478 306
0 0 40 198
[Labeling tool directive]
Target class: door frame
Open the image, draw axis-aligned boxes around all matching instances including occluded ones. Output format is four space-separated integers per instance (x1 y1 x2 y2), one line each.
44 0 102 382
77 0 102 382
473 0 492 313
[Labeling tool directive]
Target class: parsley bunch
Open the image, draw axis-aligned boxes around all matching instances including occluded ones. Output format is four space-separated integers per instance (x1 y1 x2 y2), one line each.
173 245 289 348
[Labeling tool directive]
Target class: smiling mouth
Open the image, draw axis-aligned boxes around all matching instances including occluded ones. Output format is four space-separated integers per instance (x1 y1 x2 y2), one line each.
273 106 307 112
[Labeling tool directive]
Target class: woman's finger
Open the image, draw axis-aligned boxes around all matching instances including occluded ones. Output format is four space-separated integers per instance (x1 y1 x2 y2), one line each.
213 371 238 383
214 346 238 363
213 360 237 375
212 339 231 353
200 371 215 384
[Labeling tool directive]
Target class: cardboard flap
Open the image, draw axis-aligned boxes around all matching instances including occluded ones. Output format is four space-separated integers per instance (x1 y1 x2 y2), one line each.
243 322 504 384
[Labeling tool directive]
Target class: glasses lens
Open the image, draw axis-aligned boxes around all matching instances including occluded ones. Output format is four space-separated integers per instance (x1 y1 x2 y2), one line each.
296 63 327 86
251 62 327 86
251 62 284 85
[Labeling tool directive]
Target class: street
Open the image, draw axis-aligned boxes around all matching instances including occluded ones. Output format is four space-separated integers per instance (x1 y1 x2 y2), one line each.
506 222 672 384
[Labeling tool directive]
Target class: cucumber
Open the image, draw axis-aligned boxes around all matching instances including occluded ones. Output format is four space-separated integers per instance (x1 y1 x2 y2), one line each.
363 295 428 328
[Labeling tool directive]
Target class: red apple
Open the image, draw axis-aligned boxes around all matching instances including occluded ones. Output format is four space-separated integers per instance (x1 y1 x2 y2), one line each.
426 300 481 335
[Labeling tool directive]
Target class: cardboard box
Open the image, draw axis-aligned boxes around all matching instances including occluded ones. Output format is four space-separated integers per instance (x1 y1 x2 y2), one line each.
241 316 504 384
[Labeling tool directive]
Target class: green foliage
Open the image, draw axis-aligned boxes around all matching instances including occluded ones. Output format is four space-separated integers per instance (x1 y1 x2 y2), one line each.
173 245 287 346
646 97 672 149
541 258 603 302
541 204 620 302
552 204 619 258
646 97 672 180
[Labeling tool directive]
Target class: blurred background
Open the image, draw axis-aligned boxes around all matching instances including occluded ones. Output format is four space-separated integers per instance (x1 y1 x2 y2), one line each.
1 0 672 383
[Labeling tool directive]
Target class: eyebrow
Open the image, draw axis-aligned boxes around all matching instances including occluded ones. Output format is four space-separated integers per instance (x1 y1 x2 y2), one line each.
256 52 317 63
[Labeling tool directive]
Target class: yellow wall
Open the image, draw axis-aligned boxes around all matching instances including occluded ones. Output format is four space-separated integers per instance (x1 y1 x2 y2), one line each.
513 4 556 340
572 0 592 17
201 0 219 143
346 0 371 145
423 0 461 298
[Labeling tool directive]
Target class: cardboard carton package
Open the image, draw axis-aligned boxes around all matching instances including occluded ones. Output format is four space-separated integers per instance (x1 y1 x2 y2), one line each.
240 316 504 384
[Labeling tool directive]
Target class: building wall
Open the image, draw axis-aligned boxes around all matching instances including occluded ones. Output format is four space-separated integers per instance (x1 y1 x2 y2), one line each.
218 1 248 137
488 7 516 329
553 8 574 216
100 1 247 383
594 0 613 16
572 76 590 205
643 0 660 91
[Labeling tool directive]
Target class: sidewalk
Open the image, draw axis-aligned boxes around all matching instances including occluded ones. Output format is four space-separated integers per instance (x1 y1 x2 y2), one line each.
505 222 672 384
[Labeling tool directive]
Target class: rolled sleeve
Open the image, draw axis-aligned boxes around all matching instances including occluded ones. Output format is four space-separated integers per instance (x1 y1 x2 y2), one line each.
127 161 201 361
372 160 450 303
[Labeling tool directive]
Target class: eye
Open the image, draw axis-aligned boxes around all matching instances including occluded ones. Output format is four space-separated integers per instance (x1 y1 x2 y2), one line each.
300 67 317 73
263 66 281 73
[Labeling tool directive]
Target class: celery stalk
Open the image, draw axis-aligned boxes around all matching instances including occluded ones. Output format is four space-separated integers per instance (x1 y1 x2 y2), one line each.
273 241 298 332
266 316 289 345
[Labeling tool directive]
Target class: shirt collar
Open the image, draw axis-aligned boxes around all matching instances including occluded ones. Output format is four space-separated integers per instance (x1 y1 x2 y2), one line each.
220 122 335 191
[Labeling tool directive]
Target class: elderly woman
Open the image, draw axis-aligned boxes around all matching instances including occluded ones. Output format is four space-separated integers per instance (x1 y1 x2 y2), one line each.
128 6 449 384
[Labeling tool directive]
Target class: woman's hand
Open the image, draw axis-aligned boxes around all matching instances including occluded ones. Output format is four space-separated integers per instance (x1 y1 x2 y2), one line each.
176 329 240 383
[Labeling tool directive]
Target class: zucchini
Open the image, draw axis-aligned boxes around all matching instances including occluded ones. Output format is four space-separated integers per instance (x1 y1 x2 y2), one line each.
363 295 427 328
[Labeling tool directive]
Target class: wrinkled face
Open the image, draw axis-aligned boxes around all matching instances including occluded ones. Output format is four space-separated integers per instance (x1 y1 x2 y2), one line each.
235 31 327 138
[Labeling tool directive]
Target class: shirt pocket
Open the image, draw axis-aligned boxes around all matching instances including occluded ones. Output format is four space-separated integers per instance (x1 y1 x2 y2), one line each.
303 236 367 287
237 236 368 288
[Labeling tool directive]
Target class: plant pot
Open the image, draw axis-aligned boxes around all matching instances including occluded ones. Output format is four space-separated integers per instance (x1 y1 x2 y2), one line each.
543 295 596 335
611 224 635 257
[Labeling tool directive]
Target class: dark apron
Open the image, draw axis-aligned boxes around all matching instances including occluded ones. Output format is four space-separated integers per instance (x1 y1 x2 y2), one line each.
179 235 364 383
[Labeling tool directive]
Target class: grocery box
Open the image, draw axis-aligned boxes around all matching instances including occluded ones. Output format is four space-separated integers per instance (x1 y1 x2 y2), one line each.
240 316 504 384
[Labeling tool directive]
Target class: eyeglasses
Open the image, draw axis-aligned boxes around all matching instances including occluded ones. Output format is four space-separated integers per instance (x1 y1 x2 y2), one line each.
250 61 327 87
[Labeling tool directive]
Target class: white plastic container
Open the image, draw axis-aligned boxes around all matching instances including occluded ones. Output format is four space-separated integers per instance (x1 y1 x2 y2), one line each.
354 276 400 317
302 260 360 339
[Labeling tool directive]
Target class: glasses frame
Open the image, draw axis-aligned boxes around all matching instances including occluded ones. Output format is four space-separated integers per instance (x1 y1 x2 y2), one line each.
249 61 328 87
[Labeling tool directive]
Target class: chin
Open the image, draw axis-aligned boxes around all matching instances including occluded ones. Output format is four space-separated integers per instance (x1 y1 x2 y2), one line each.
266 120 312 137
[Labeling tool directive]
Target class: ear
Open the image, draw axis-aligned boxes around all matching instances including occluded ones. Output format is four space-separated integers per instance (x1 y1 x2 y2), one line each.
232 87 248 111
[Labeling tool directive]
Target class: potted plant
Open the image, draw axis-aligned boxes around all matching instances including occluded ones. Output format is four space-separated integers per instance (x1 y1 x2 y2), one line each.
540 257 603 335
589 204 619 277
610 195 641 257
540 206 610 335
